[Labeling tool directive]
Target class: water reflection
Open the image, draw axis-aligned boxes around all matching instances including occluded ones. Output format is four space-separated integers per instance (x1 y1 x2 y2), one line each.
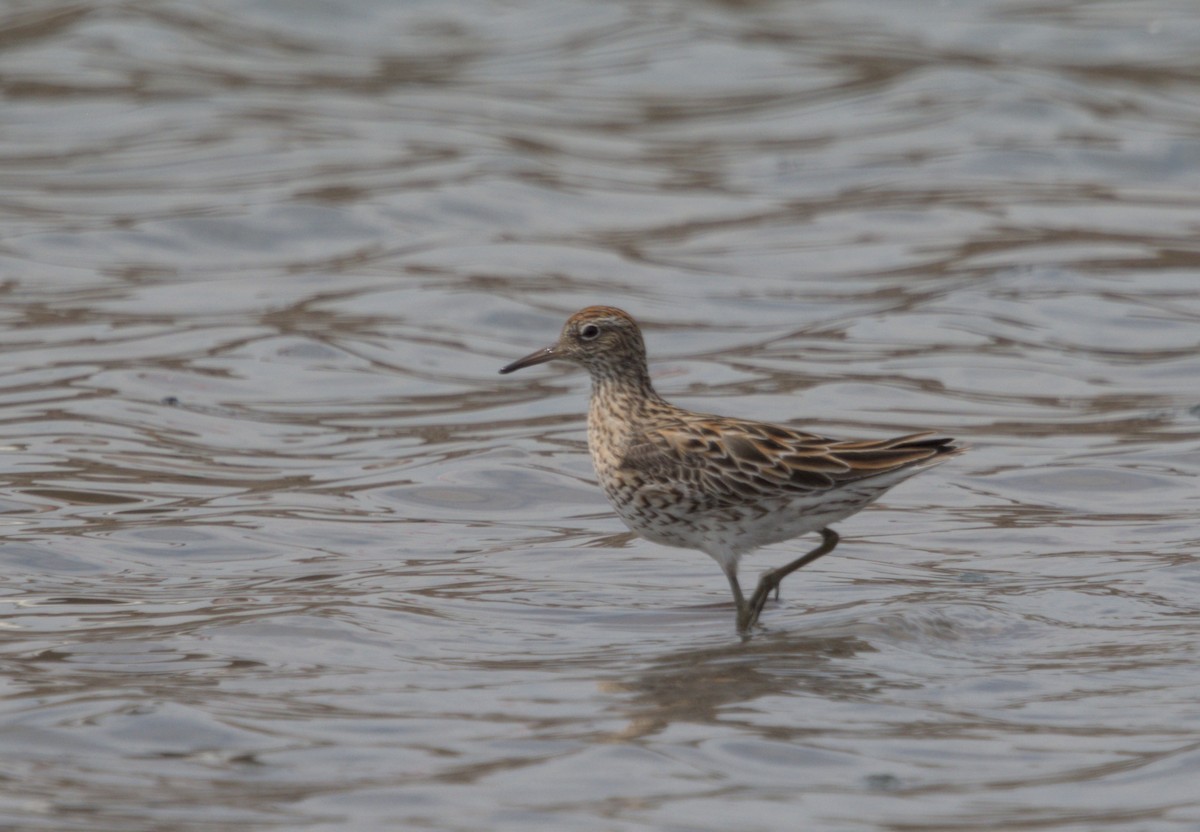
2 0 1200 829
607 632 880 741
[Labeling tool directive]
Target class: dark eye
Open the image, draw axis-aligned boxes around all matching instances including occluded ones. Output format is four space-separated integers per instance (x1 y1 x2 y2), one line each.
579 323 601 341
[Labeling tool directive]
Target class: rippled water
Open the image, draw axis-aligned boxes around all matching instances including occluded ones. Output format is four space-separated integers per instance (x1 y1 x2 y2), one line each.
2 1 1199 830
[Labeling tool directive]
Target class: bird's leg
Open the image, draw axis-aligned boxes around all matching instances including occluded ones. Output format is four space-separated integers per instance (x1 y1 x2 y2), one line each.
744 528 840 629
722 565 753 632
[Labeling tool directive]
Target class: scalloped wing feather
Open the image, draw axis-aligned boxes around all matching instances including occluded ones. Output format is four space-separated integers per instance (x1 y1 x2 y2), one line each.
620 416 959 510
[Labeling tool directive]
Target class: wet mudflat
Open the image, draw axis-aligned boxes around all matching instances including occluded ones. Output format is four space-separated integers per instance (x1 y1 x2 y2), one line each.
1 1 1198 830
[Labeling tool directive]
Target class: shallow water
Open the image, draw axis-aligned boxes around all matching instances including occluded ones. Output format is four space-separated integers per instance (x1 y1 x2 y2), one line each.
2 1 1199 830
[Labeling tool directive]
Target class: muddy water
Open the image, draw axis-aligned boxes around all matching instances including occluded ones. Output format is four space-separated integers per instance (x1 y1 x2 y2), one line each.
2 1 1199 830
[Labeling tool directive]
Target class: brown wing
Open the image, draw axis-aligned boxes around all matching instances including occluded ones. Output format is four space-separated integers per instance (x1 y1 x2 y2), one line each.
620 414 959 510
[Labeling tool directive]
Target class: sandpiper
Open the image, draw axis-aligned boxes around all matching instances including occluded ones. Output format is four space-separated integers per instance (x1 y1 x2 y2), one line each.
500 306 962 631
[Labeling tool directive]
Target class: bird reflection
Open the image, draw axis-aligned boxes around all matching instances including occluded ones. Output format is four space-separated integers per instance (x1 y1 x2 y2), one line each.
601 630 883 741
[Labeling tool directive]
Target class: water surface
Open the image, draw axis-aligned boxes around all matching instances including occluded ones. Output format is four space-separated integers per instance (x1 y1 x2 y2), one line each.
2 1 1199 830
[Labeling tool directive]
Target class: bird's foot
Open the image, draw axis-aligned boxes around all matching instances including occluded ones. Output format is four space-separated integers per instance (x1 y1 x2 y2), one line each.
739 570 782 631
735 598 761 632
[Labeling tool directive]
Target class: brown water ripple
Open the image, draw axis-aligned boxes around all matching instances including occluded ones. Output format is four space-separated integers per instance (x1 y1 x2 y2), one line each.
2 1 1200 830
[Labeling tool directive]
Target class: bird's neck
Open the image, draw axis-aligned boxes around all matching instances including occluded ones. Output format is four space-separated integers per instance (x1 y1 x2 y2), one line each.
587 365 664 450
589 363 661 410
